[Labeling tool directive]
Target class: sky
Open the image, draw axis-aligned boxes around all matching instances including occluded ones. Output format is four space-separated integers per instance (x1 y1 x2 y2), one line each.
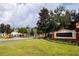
0 3 79 28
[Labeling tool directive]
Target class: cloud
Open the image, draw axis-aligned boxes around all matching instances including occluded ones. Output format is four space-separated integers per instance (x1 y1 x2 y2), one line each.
0 3 61 28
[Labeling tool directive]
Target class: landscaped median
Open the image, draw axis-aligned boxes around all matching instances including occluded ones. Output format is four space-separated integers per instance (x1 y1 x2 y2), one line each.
0 38 79 56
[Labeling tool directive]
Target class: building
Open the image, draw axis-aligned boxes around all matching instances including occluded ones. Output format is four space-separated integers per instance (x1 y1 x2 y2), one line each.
11 31 22 37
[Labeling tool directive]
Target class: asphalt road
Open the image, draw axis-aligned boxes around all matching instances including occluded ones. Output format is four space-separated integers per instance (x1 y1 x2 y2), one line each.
0 37 28 41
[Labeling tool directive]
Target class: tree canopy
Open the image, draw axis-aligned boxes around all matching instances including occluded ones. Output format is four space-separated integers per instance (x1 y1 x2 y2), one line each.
37 6 79 34
0 23 13 34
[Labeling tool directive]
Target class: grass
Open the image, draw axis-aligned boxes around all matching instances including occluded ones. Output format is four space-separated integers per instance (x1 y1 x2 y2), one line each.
0 38 79 56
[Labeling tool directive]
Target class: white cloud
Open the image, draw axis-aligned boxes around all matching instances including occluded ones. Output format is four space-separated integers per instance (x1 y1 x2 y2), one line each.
0 3 61 27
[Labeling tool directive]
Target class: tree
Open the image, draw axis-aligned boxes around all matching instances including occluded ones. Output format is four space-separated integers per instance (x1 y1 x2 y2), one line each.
30 27 37 38
30 28 34 36
0 23 13 34
5 24 13 34
37 6 78 38
51 6 76 30
26 26 31 37
18 27 27 34
37 6 66 36
53 6 66 29
37 7 50 36
0 23 6 33
17 26 31 37
66 10 76 30
47 6 66 31
75 13 79 21
48 10 61 31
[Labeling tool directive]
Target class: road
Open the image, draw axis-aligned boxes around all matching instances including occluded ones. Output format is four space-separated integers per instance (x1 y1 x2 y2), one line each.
0 37 29 41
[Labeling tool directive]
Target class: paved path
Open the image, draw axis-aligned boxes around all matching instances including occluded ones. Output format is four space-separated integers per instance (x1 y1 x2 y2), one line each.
0 37 29 44
0 37 29 41
0 37 35 44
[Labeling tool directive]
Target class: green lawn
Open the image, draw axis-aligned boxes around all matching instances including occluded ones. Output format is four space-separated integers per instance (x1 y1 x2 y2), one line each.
0 38 79 56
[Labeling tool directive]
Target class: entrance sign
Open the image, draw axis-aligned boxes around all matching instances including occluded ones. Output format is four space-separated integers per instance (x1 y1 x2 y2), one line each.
54 29 76 39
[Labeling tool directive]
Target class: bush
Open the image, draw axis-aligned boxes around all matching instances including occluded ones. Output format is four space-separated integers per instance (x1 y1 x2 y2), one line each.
0 35 10 38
